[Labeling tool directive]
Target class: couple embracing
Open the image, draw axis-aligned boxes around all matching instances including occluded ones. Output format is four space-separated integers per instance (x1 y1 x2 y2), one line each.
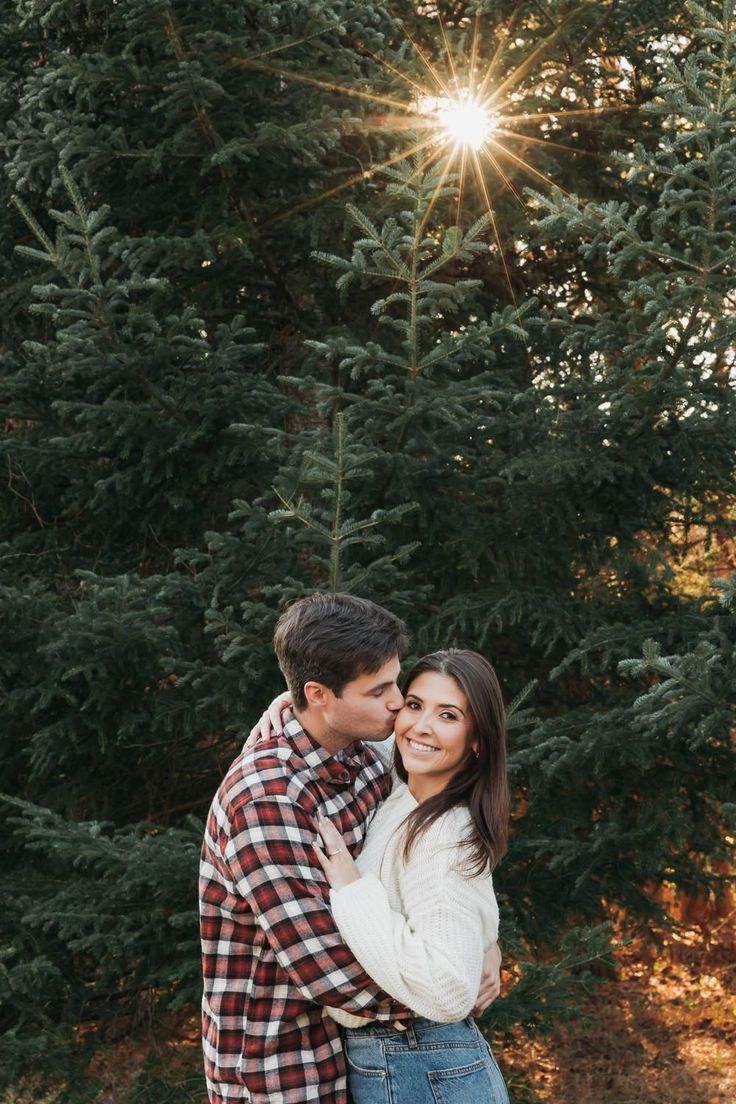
199 593 510 1104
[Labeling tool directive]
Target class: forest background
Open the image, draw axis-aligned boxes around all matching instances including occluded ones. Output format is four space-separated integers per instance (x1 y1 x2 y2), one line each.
1 1 734 1102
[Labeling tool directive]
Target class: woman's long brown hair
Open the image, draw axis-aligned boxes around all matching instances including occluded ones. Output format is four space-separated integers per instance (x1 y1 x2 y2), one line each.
395 649 509 876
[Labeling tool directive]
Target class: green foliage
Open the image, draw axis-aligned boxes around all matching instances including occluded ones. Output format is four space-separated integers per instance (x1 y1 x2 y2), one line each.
1 0 735 1099
0 797 202 1091
482 921 617 1034
270 411 421 595
504 582 736 939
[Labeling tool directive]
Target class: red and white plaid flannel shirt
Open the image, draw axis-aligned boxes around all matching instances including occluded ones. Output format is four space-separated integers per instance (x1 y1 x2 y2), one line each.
199 717 409 1104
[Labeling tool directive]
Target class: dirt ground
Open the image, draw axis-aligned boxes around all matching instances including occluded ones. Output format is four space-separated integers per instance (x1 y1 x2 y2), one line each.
498 916 736 1104
7 914 734 1104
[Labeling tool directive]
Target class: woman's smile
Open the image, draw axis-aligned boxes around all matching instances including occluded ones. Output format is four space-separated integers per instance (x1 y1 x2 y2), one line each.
406 737 439 754
394 670 478 801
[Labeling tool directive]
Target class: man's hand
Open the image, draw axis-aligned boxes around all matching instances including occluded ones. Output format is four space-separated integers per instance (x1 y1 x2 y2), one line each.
472 941 502 1016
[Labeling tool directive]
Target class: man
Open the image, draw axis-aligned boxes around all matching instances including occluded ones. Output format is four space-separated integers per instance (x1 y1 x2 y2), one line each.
199 593 500 1104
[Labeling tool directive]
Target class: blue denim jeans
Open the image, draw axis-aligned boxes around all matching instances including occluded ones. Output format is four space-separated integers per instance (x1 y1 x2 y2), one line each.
343 1016 510 1104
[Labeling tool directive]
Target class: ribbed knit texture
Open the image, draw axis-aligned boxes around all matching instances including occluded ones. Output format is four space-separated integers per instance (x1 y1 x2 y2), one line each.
328 782 499 1026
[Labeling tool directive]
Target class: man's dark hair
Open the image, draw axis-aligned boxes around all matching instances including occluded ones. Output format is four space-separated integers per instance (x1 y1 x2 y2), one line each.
273 593 409 710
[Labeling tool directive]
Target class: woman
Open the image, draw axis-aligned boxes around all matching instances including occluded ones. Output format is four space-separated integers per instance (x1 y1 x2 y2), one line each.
252 648 510 1104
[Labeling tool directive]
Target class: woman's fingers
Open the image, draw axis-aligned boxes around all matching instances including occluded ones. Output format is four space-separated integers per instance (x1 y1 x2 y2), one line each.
317 818 343 848
245 718 265 749
313 843 329 872
245 691 294 749
267 691 292 737
314 821 360 890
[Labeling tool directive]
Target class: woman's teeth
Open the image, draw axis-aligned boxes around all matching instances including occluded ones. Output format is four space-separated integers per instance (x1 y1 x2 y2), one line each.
408 738 437 754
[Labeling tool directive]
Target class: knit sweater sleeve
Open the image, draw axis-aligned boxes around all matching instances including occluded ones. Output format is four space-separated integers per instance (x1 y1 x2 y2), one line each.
329 812 498 1023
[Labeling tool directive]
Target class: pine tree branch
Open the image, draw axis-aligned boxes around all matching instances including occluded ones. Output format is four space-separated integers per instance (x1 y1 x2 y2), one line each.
662 294 706 378
271 489 331 538
329 413 346 592
6 456 46 527
161 8 306 321
552 0 621 100
346 205 411 279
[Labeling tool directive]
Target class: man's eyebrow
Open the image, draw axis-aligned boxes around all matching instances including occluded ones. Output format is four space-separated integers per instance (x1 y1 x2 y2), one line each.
405 691 465 715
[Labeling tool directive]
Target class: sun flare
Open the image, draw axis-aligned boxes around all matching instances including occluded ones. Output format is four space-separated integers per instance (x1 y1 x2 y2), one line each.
419 92 498 151
236 3 635 283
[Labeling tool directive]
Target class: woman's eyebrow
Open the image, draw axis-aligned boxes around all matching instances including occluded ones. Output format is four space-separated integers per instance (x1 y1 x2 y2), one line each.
406 692 465 715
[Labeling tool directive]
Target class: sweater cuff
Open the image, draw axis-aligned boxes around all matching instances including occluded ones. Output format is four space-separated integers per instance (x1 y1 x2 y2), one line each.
331 872 383 909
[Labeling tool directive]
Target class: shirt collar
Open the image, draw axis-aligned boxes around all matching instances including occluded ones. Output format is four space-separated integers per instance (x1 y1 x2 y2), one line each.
282 716 378 788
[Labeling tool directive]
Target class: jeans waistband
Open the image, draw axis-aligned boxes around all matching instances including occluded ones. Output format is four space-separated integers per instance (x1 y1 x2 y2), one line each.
343 1015 476 1039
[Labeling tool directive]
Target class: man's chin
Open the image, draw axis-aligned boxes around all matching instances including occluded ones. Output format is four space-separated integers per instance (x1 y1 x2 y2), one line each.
367 727 395 744
342 729 394 746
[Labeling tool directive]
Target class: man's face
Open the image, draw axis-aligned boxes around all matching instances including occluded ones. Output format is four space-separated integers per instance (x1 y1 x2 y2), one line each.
321 656 404 746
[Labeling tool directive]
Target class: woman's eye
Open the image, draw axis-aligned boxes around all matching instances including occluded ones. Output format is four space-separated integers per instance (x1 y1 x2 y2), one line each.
440 712 459 722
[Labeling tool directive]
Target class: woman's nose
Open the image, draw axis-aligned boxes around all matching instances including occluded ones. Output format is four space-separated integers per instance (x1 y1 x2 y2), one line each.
413 712 433 734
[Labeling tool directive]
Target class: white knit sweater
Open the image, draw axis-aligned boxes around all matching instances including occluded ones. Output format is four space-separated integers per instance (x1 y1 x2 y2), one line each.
327 781 499 1027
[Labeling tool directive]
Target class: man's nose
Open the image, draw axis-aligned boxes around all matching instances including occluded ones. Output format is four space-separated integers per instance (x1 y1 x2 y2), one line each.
387 687 404 713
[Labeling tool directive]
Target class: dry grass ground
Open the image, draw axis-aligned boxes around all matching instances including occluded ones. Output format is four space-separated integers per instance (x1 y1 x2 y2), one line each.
498 915 736 1104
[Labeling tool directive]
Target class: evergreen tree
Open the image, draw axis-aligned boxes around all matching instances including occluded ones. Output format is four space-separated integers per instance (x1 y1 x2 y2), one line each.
1 1 734 1099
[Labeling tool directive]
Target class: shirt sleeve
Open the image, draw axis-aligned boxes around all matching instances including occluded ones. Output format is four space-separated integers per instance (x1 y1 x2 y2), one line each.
223 794 409 1020
329 823 498 1022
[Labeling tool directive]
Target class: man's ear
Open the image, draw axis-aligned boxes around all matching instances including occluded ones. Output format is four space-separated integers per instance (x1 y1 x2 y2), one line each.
303 681 332 709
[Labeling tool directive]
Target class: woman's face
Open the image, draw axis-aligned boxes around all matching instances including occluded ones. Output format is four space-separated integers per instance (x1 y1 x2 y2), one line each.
394 670 478 801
